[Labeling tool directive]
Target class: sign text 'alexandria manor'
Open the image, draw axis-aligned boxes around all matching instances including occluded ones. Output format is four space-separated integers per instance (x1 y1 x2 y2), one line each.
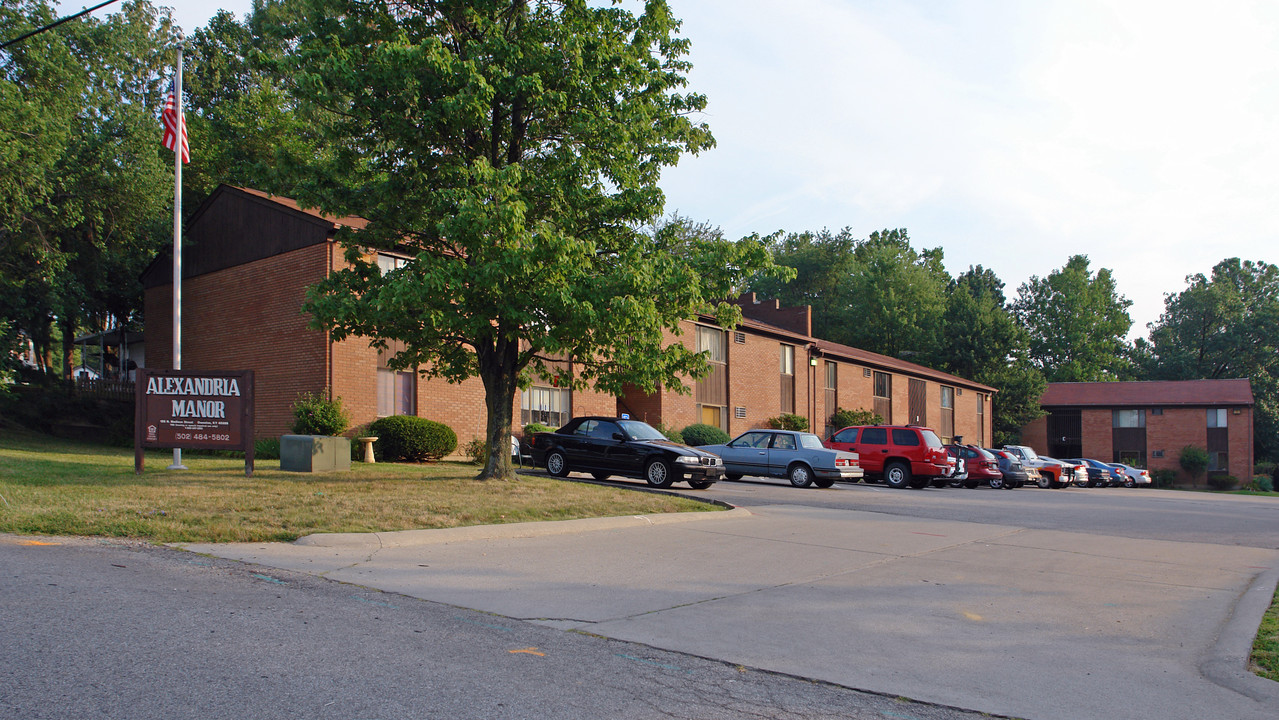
135 369 255 475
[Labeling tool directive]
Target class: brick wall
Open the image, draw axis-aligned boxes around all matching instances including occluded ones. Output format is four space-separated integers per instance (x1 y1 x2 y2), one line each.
1145 408 1204 476
145 243 332 438
1081 409 1112 461
1021 414 1048 454
1229 407 1254 481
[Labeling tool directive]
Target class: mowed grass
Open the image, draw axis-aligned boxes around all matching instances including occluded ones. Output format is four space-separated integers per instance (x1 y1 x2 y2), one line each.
0 429 719 543
1255 583 1279 682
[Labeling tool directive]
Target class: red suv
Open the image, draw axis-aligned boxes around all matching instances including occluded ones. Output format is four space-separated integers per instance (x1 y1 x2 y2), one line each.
824 425 950 489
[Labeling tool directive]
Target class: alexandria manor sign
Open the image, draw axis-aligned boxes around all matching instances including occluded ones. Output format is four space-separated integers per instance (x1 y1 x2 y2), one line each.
134 369 255 475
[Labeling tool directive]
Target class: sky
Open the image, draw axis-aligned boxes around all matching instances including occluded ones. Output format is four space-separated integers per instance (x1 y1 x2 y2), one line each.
82 1 1279 336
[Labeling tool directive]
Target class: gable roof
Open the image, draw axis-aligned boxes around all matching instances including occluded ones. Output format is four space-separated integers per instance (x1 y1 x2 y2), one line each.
1041 379 1254 407
813 338 997 393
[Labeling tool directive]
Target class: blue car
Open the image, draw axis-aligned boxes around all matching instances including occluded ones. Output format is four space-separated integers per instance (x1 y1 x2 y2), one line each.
701 429 862 488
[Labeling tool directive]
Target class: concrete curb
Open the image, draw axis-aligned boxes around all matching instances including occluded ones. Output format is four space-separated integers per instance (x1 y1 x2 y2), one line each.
1201 563 1279 703
293 506 753 549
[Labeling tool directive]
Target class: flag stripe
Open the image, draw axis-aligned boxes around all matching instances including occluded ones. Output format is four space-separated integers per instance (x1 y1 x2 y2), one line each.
161 80 190 164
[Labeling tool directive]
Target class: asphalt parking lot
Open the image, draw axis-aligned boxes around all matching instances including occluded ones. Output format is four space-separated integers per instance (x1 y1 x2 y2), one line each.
185 479 1279 720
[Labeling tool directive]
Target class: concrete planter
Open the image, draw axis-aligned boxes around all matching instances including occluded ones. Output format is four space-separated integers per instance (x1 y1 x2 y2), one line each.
280 434 351 473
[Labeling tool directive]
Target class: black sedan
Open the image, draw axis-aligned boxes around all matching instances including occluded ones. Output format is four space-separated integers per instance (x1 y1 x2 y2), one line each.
527 417 724 489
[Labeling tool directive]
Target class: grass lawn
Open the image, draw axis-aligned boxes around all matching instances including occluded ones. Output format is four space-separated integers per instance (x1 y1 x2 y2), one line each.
0 429 719 543
1255 583 1279 682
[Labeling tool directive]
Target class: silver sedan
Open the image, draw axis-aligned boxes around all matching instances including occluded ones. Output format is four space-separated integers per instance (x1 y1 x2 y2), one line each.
701 429 863 488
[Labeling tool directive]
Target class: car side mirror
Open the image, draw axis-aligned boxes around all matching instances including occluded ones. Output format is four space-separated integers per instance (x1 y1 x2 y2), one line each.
613 432 626 441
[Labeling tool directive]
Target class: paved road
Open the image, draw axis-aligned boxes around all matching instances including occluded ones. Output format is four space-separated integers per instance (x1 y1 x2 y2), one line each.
184 479 1279 720
0 534 990 720
701 478 1279 548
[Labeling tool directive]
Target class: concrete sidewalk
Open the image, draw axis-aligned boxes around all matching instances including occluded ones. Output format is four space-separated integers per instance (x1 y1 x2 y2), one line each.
181 504 1279 720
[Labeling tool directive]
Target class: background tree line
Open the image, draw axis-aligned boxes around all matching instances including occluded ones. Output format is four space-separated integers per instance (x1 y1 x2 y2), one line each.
749 228 1278 458
2 1 1274 465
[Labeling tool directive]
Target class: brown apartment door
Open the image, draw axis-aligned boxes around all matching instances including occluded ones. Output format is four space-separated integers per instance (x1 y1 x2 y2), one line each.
908 379 926 426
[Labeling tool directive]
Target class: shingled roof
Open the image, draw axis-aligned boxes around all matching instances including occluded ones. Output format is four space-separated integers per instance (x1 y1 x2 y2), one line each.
1041 379 1253 407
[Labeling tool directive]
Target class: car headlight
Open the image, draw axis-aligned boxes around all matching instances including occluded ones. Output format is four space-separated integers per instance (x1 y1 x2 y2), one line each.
675 455 702 465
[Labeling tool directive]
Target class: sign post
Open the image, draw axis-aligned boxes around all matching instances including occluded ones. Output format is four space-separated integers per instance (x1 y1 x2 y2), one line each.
135 369 255 476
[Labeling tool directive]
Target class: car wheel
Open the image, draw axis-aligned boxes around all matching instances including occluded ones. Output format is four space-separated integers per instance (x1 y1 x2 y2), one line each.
948 479 962 488
591 472 611 481
645 459 674 488
963 479 979 489
687 480 713 490
725 473 743 481
989 477 1004 489
546 451 569 477
814 478 835 488
1037 473 1053 489
884 461 911 489
1015 480 1025 488
788 464 814 488
1124 478 1135 488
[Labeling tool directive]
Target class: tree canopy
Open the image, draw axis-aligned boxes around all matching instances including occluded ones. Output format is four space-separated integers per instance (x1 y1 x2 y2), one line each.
1012 254 1133 382
278 0 786 479
0 0 179 379
1144 258 1279 460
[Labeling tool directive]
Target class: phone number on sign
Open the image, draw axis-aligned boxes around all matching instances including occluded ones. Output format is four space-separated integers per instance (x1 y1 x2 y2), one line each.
173 433 231 442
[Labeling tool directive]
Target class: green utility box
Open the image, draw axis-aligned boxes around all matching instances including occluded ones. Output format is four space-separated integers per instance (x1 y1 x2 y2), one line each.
280 434 351 473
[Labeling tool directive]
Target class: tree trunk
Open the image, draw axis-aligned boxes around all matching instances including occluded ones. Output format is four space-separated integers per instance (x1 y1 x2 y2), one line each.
477 339 520 481
59 315 75 381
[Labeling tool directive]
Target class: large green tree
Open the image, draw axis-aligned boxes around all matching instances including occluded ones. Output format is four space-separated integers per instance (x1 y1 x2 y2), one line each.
281 0 785 479
1143 258 1279 460
182 1 322 206
931 265 1045 445
749 227 859 339
753 228 948 358
0 0 178 379
1013 254 1134 382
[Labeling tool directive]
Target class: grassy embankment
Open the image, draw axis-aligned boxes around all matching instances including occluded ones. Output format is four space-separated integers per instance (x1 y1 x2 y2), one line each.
0 429 718 544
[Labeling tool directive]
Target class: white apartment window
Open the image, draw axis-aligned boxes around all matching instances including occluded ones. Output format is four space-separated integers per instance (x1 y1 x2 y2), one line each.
522 386 571 427
1113 409 1145 428
377 253 409 274
780 345 794 375
1207 408 1228 428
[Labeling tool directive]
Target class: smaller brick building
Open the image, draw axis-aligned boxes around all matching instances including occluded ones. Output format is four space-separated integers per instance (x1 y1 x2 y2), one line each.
1019 379 1254 481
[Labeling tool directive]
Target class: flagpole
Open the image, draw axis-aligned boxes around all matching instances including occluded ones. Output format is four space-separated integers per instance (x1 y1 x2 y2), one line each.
167 45 187 470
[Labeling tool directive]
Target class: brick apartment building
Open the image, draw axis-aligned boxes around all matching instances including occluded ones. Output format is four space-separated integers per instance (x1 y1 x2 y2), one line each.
1018 379 1255 481
143 185 994 447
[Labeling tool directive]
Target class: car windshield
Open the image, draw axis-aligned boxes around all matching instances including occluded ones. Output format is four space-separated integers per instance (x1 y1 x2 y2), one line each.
920 429 942 448
617 420 666 441
799 434 823 450
1020 446 1040 461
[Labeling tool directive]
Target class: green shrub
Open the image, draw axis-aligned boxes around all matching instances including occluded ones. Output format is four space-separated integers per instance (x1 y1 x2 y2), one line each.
1179 445 1209 487
522 422 555 435
1207 474 1237 491
1247 475 1275 492
464 437 488 465
290 390 350 436
766 413 809 431
651 421 683 444
1255 461 1277 479
368 415 458 462
254 437 281 460
680 423 730 447
1150 468 1178 488
829 407 883 429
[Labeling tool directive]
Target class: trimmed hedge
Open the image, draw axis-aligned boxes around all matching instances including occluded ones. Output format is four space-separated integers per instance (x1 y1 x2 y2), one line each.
680 423 730 447
368 415 457 462
766 413 809 431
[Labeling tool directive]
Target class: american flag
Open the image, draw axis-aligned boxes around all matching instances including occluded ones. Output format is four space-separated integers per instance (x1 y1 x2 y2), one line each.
161 80 190 164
